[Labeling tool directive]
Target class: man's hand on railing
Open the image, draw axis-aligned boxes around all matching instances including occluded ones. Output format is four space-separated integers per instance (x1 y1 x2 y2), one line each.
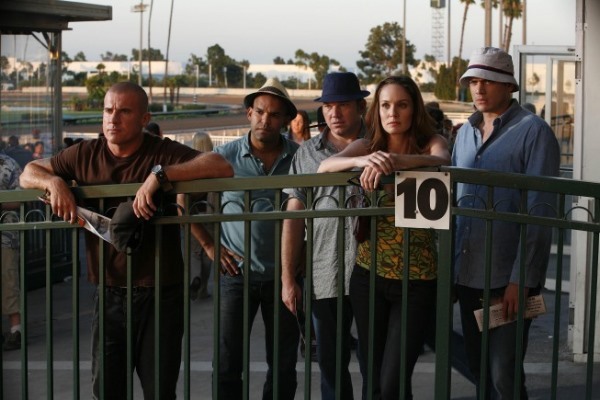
44 178 78 224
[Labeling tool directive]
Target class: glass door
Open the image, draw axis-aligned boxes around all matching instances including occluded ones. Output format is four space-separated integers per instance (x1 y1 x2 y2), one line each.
514 46 577 172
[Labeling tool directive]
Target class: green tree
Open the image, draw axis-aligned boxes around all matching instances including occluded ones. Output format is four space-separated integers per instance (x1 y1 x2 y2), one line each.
248 72 267 88
73 51 87 61
184 53 208 82
356 22 416 84
130 47 165 61
273 56 286 65
100 51 127 61
85 74 110 107
206 44 234 87
294 49 340 88
434 57 470 101
1 56 10 77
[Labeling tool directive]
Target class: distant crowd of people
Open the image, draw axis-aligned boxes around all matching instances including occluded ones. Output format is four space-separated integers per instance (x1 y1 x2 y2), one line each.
2 46 559 400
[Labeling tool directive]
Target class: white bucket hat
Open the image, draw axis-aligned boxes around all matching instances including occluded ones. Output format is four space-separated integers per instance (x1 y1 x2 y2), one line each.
459 47 519 92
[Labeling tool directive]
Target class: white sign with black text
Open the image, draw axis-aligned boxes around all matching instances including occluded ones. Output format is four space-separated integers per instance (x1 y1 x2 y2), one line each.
395 171 451 230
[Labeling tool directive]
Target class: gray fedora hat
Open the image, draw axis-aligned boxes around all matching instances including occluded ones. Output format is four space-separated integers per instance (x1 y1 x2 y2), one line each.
244 78 297 119
459 47 519 92
314 72 370 103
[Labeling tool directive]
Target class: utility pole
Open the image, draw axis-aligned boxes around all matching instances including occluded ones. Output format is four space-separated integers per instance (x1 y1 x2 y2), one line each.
131 1 148 86
402 0 407 74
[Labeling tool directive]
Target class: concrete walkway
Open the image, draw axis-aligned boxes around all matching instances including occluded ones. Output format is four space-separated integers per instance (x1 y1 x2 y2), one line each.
3 269 597 400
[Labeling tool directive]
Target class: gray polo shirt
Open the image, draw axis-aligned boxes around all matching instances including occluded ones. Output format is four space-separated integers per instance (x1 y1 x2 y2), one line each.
285 127 365 299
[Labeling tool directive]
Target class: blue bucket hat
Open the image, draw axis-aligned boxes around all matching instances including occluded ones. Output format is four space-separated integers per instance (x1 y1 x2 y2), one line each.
314 72 370 103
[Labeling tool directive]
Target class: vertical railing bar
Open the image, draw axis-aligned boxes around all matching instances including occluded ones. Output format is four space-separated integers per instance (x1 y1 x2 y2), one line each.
154 225 163 399
71 227 80 400
242 190 251 400
367 189 377 400
20 202 29 399
550 193 566 400
212 192 223 400
126 250 133 400
46 227 54 399
304 187 315 399
513 190 529 399
182 194 191 400
434 224 453 399
273 190 282 400
335 186 347 400
584 198 600 400
399 227 410 399
98 198 106 400
434 172 456 399
479 185 495 400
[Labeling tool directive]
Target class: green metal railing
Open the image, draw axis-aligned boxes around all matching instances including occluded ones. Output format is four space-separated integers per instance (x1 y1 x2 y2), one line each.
0 168 599 399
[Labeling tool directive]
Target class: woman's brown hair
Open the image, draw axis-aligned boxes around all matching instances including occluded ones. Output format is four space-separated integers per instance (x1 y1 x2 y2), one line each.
365 76 437 154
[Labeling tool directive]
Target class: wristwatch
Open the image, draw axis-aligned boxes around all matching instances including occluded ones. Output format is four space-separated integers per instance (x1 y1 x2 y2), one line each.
151 164 173 191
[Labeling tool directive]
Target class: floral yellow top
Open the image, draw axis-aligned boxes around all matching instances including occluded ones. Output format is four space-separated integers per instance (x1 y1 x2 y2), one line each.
355 204 437 280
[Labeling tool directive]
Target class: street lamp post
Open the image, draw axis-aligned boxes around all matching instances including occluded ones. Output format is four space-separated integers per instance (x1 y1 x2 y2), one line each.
194 64 199 103
131 2 148 86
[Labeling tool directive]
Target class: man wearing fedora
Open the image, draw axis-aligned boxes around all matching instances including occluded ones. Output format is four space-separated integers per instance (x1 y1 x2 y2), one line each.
191 78 300 400
282 71 369 400
452 47 560 399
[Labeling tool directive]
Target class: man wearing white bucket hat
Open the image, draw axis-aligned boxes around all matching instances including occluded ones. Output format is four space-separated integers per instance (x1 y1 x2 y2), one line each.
452 47 560 399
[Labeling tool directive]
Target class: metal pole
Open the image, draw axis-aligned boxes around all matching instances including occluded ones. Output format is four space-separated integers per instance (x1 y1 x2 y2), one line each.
522 0 527 45
484 0 492 47
499 0 503 49
447 0 451 66
402 0 407 74
131 2 148 86
139 1 143 86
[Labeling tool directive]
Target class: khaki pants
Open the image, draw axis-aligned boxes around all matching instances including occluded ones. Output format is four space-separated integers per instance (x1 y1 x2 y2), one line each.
2 247 20 315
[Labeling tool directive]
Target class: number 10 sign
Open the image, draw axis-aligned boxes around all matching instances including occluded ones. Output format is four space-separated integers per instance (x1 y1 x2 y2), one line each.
395 171 451 230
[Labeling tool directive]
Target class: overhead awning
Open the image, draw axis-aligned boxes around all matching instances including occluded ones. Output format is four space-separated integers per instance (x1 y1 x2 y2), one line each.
0 0 112 34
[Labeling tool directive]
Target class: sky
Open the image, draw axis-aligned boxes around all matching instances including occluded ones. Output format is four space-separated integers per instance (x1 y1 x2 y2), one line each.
63 0 576 71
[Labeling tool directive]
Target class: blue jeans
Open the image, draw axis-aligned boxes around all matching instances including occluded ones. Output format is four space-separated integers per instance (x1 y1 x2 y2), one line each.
350 266 436 400
456 285 532 400
216 275 299 400
312 296 355 400
91 284 184 400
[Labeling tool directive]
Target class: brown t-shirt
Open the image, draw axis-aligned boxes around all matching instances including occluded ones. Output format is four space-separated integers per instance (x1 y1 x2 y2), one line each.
51 133 199 287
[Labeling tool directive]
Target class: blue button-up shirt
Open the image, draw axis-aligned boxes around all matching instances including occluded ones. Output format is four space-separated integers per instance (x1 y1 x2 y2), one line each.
214 133 299 281
451 100 560 289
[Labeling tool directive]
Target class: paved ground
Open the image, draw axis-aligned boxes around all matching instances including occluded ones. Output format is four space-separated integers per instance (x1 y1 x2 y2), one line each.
2 259 597 399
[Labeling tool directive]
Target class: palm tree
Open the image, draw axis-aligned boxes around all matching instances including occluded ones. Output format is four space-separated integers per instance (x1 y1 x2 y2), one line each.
458 0 476 63
501 0 523 52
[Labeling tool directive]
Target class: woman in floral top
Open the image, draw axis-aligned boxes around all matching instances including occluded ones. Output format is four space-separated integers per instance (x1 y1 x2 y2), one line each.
318 75 450 399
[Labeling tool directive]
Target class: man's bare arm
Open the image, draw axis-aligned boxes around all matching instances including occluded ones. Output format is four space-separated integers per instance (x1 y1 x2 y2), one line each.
21 159 77 223
135 152 233 220
281 197 306 314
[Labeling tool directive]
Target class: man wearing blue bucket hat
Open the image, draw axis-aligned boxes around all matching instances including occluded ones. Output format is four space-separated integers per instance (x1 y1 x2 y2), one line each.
282 72 369 400
453 47 560 399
